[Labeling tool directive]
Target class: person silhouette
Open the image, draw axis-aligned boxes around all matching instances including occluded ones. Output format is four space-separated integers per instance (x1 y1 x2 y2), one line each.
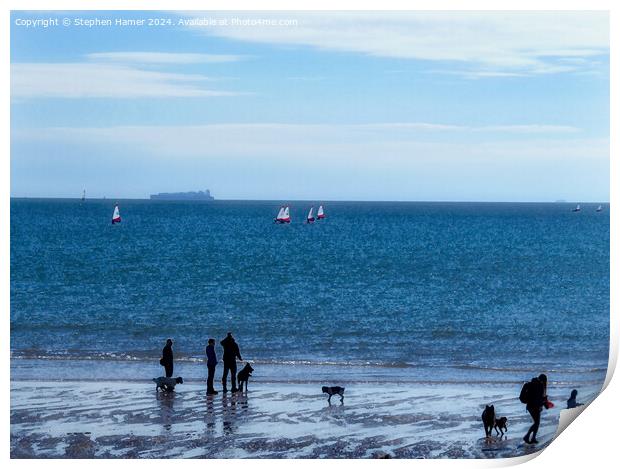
160 339 174 378
567 389 583 409
220 332 242 393
523 373 547 444
206 338 218 395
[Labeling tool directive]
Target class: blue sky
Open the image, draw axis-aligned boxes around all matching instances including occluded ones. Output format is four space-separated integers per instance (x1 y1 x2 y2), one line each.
10 11 609 201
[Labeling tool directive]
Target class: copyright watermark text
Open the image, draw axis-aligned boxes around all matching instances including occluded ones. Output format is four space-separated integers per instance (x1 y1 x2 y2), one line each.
13 16 299 29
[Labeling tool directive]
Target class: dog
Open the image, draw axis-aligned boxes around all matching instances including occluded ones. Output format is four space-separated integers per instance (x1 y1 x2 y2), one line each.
153 376 183 393
322 386 345 404
236 363 254 392
481 405 495 438
494 416 508 437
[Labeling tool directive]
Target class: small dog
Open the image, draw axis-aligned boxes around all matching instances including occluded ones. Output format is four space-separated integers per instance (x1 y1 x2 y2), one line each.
322 386 345 404
153 376 183 392
236 363 254 392
494 417 508 437
481 405 495 438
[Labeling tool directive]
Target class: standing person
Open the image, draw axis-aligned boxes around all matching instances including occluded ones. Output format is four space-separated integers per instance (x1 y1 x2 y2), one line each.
220 332 242 393
206 338 218 395
160 338 174 378
523 373 548 444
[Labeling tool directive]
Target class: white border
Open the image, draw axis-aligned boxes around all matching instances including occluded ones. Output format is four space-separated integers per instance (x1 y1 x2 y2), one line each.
3 1 616 468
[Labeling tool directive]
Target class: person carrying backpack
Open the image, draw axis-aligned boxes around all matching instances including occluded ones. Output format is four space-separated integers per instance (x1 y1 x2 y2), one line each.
520 374 548 444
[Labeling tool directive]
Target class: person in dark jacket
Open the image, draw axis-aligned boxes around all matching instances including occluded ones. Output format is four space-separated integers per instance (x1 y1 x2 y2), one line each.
220 332 242 393
161 338 174 378
567 389 583 409
206 338 218 395
523 374 547 444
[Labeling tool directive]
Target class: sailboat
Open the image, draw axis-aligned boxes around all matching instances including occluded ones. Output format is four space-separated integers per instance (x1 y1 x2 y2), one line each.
275 205 291 224
596 205 603 212
81 189 86 202
317 205 325 220
572 204 581 212
306 207 315 223
111 204 121 224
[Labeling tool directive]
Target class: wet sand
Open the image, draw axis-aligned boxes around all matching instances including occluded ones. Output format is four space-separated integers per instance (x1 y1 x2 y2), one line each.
10 379 577 459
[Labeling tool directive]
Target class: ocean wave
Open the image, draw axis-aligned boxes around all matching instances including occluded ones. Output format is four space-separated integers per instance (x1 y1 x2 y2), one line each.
9 351 608 375
10 351 413 367
448 363 608 374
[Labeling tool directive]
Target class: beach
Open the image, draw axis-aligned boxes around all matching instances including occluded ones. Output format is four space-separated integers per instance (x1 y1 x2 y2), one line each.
11 374 600 459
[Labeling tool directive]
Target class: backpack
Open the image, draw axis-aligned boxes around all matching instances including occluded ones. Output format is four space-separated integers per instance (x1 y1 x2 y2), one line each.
519 381 531 404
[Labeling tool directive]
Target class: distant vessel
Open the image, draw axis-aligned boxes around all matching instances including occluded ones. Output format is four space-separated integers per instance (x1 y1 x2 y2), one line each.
306 207 315 223
111 204 121 224
317 205 325 220
572 204 581 212
81 189 85 202
596 205 603 212
150 190 214 201
275 206 291 224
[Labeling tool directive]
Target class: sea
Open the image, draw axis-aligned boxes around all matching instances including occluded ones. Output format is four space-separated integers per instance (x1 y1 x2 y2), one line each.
10 199 610 389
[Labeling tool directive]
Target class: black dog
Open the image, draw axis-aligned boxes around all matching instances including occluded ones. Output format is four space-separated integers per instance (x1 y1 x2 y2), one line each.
481 405 495 438
322 386 345 404
153 376 183 393
494 417 508 437
236 363 254 392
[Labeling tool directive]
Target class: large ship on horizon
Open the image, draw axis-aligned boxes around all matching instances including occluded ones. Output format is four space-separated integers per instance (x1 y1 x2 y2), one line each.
150 190 214 201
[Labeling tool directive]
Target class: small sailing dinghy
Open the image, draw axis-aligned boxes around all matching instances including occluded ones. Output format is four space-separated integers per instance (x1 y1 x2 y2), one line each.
572 204 581 212
275 206 285 223
596 205 603 212
275 205 291 224
81 189 86 202
306 207 315 223
111 204 121 224
317 205 325 220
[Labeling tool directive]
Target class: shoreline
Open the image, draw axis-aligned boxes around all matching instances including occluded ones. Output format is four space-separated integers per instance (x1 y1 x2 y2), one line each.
11 357 607 388
11 379 597 459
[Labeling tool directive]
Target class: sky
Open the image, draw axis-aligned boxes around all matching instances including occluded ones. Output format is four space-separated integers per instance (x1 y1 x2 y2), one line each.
10 11 610 201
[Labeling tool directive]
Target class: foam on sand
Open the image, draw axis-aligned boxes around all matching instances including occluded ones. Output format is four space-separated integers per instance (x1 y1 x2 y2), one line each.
11 380 596 459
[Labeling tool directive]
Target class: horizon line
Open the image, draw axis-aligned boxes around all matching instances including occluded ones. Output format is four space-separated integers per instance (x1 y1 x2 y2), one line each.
9 196 610 204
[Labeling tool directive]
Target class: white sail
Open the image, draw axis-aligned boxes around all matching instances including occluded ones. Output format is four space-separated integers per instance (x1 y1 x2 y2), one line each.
317 205 325 219
307 207 314 221
112 205 121 224
597 205 603 212
275 205 290 223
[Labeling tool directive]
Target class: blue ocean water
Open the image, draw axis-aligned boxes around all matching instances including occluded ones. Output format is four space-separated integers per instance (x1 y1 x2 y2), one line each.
10 199 609 385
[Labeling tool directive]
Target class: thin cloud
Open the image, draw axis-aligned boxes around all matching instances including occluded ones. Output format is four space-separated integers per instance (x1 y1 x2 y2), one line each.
475 125 580 134
11 62 240 99
352 123 580 133
87 52 247 64
181 11 609 77
14 122 585 148
286 76 327 81
12 124 608 201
